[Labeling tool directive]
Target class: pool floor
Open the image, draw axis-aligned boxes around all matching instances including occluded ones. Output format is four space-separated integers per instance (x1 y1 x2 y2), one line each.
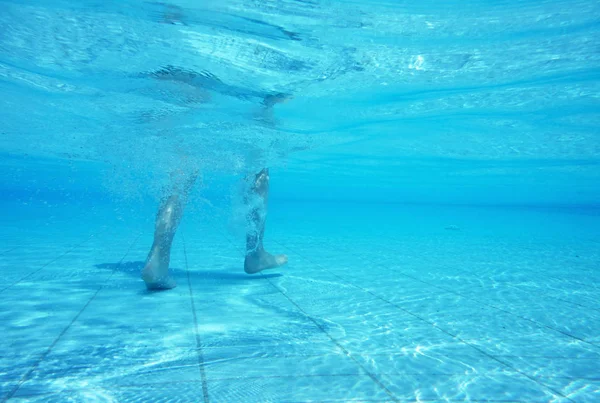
1 201 599 402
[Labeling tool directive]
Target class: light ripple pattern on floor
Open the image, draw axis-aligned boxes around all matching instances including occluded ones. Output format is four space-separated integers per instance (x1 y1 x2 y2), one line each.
1 203 599 403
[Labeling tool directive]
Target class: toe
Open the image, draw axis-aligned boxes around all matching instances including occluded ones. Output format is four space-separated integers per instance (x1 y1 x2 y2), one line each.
275 254 288 266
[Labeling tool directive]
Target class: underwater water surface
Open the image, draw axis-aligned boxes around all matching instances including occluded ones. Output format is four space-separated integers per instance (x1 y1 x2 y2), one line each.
1 0 599 402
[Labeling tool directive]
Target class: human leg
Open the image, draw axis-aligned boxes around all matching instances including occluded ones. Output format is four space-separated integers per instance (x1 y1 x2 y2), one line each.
243 168 288 274
142 173 197 289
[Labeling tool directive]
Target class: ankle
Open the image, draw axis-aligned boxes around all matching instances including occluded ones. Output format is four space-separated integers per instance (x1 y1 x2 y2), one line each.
245 246 264 258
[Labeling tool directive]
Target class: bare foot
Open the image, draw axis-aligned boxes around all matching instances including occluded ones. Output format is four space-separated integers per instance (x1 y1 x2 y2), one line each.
141 250 177 290
244 250 288 274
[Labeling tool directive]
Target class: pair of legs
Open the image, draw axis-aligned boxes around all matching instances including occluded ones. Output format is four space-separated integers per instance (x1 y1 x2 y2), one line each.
141 168 288 290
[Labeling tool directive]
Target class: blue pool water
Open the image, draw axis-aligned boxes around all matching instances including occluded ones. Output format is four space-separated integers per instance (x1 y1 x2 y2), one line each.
1 0 599 402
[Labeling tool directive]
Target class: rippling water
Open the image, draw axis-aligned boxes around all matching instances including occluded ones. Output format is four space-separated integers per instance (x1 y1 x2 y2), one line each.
1 0 598 203
1 2 600 402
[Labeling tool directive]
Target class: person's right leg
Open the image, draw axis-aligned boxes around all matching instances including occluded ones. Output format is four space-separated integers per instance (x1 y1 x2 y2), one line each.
142 173 196 290
243 168 288 274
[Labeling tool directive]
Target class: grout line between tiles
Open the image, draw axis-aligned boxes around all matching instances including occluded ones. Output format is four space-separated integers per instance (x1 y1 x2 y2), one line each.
343 240 600 314
323 240 600 348
280 231 600 292
274 240 576 403
388 267 600 346
384 252 600 313
210 226 401 403
1 350 596 362
260 274 400 402
1 384 530 403
1 233 140 403
293 237 600 340
182 234 210 403
5 350 596 386
342 237 600 294
0 246 22 256
127 373 600 383
0 230 107 294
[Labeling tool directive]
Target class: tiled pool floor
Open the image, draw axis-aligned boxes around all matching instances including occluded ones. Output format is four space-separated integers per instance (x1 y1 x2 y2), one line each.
1 202 599 402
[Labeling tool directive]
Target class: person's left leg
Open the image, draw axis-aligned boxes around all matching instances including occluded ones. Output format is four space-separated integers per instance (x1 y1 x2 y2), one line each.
142 173 197 289
244 168 288 274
